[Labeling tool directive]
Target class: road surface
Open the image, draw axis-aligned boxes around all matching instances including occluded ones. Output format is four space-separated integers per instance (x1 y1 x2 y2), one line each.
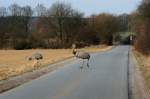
0 46 130 99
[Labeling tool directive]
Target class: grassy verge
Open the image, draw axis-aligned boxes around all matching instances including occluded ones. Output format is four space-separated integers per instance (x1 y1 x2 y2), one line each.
133 49 150 91
0 45 112 81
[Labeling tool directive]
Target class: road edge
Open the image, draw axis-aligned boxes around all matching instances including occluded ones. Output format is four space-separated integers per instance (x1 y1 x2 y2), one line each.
129 50 150 99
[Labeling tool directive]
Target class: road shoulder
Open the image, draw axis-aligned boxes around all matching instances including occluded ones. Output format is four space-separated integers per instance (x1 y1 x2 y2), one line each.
129 51 150 99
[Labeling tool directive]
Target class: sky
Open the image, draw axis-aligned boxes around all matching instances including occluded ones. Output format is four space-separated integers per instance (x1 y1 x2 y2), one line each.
0 0 142 16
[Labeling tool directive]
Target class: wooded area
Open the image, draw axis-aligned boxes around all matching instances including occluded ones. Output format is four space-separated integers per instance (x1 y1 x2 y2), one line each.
0 2 127 49
130 0 150 55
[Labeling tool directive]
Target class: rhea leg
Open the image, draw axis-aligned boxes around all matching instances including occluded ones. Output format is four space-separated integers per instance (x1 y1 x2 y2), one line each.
32 60 38 67
80 60 84 69
87 59 90 68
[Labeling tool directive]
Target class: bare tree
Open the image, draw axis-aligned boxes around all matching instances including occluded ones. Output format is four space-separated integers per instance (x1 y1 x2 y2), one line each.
47 2 84 46
0 7 7 17
94 13 119 45
8 4 22 16
21 6 33 34
48 2 73 17
47 2 72 41
35 4 47 16
21 6 33 17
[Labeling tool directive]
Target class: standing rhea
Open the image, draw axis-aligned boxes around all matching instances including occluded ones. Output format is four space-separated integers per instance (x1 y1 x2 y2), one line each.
72 44 90 69
28 52 43 67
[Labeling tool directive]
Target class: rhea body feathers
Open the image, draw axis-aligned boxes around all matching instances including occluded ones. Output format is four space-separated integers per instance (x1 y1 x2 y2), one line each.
73 49 90 60
72 48 90 69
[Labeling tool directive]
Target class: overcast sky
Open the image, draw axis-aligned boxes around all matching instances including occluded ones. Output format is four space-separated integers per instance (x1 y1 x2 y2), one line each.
0 0 142 16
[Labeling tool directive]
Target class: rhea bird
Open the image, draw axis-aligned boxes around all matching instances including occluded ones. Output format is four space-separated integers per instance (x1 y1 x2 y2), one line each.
28 52 43 67
72 44 90 69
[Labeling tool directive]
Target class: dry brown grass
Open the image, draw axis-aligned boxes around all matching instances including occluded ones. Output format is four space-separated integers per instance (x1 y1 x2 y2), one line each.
0 45 112 81
134 49 150 90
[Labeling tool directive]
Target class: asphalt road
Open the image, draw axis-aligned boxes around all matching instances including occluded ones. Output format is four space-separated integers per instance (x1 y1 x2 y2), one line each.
0 46 130 99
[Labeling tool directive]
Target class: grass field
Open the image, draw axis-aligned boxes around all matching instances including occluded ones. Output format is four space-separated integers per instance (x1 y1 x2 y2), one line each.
0 45 112 81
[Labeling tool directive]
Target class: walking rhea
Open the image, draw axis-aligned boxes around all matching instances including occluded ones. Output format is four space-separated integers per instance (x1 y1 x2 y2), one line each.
72 44 90 69
28 52 43 67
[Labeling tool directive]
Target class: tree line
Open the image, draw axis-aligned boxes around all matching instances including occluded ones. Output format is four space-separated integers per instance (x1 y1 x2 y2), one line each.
130 0 150 55
0 2 127 49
